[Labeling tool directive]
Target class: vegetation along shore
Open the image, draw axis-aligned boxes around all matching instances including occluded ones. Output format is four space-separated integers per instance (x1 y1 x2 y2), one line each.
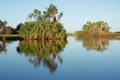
0 4 120 40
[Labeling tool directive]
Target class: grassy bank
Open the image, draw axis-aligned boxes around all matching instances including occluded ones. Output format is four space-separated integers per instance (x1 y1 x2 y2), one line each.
67 33 75 36
0 35 22 40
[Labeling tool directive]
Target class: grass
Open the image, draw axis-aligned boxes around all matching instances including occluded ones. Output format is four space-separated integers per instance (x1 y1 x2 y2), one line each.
67 33 75 36
0 34 22 40
0 34 19 37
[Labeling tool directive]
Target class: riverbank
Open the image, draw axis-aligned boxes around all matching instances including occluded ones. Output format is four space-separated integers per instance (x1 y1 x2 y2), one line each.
0 35 22 40
0 32 120 40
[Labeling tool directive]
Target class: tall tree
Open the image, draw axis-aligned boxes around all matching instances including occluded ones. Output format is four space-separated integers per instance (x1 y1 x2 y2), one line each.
28 9 42 21
46 4 58 21
19 4 66 40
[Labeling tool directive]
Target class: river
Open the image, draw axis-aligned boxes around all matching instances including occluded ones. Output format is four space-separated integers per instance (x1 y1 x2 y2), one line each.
0 37 120 80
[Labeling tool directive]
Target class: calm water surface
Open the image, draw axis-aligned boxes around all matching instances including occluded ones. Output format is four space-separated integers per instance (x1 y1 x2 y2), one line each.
0 37 120 80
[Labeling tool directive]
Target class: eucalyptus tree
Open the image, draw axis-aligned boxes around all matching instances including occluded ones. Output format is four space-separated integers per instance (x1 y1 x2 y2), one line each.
28 9 42 21
43 4 63 23
46 4 58 21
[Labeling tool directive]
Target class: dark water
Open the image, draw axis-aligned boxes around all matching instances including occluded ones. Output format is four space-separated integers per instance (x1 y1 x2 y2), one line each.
0 37 120 80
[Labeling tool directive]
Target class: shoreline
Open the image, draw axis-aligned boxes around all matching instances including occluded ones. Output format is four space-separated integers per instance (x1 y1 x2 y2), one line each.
0 33 120 40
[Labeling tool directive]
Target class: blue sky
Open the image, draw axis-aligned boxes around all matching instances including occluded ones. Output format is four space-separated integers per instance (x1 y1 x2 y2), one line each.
0 0 120 33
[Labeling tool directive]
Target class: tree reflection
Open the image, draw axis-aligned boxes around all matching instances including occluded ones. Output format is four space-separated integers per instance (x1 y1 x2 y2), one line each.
0 40 6 52
75 37 110 52
0 40 17 53
83 38 109 52
0 40 14 53
17 40 67 73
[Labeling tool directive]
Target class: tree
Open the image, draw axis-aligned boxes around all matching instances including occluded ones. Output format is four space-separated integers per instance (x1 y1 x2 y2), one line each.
82 21 110 35
5 26 13 34
14 23 23 34
19 4 66 40
57 12 63 23
0 20 13 34
0 20 6 32
28 9 42 21
46 4 58 21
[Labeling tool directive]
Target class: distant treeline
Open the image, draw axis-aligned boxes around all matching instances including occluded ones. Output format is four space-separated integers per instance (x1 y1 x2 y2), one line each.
0 4 120 40
0 20 20 34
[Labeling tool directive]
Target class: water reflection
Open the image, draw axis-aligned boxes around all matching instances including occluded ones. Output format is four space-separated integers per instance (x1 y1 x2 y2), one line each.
75 37 112 52
83 38 109 52
17 40 67 73
0 40 14 53
0 40 6 52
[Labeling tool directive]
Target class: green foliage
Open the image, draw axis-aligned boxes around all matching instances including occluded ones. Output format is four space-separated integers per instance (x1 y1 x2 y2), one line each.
82 21 110 34
74 21 111 38
0 20 13 34
19 4 66 40
19 21 66 40
74 30 83 36
67 33 74 36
